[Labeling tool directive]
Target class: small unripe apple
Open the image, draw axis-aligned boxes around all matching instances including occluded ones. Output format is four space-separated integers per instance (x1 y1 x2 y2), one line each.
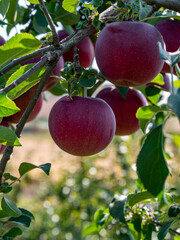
0 120 10 154
96 87 147 136
155 19 180 73
95 22 165 87
146 73 171 91
5 88 43 124
48 95 116 156
58 30 94 68
0 36 5 46
22 52 64 91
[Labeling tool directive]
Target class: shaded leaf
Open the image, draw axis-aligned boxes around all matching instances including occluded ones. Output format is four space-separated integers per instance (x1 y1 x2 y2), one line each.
1 197 22 217
19 162 51 177
0 126 21 146
19 208 35 220
168 89 180 121
3 227 22 238
128 191 154 207
109 194 127 223
94 209 110 231
158 221 174 240
145 85 161 104
116 86 129 99
0 0 10 17
8 215 31 227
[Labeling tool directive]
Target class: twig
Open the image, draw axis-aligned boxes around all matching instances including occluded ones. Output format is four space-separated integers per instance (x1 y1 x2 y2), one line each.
0 52 59 184
73 46 80 78
144 0 180 13
0 45 54 77
38 0 60 48
151 220 180 236
0 56 48 95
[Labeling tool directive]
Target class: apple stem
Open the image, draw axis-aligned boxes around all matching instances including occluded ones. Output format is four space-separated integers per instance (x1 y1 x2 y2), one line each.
170 66 175 94
82 87 87 97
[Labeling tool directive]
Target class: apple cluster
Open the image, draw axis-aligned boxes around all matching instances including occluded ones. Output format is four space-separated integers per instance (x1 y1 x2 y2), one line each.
1 19 179 157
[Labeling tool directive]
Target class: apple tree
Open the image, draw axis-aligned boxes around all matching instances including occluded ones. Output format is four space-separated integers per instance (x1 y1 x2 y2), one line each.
0 0 180 239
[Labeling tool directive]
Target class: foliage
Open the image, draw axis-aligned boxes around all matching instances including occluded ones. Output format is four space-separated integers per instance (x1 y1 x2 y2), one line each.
0 0 180 239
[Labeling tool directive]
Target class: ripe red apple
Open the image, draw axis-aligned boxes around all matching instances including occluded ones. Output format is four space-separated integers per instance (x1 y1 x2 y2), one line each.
48 95 116 156
58 30 94 68
22 51 64 91
0 36 5 46
95 22 165 87
96 87 147 136
5 88 43 124
0 120 10 154
146 73 171 91
155 19 180 73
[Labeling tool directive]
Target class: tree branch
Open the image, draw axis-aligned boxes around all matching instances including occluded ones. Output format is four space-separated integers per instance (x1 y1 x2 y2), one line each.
0 52 59 184
144 0 180 13
38 0 60 48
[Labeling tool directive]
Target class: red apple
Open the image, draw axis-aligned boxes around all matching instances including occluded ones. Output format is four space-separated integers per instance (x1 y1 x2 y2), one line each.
95 22 165 87
5 88 43 124
146 73 171 91
0 120 10 154
58 30 94 68
96 87 147 136
0 36 5 46
22 51 64 91
48 95 116 156
155 19 180 73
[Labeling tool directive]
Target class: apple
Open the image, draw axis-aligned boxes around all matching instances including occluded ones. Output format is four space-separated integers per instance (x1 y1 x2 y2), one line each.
155 19 180 73
58 30 94 68
0 120 10 154
5 87 43 124
0 36 5 46
22 51 64 91
95 22 165 87
146 73 171 91
96 87 148 136
48 95 116 156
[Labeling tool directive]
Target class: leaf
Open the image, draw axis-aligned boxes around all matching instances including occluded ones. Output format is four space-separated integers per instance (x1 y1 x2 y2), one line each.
0 93 20 117
158 221 174 240
32 7 48 34
62 0 79 14
19 162 51 177
136 124 169 196
128 191 154 207
0 33 41 68
145 85 162 104
27 0 39 3
8 215 31 227
109 194 127 223
6 64 46 100
0 0 10 17
19 208 35 220
94 209 110 231
150 73 164 85
6 0 18 24
82 223 97 236
0 126 21 146
116 86 129 99
3 227 22 238
79 76 96 88
3 173 19 181
168 89 180 121
49 82 67 96
173 134 180 147
1 197 22 217
139 1 152 20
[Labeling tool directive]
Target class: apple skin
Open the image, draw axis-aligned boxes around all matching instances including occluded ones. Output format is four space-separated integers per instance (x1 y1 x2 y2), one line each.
155 19 180 73
146 73 171 91
22 53 64 91
95 22 165 87
5 88 43 124
96 87 148 136
48 95 116 156
0 120 10 154
58 30 94 68
0 36 5 46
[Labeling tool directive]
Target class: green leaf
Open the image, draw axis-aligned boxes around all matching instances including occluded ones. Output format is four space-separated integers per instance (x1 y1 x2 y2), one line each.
3 173 19 181
158 221 174 240
145 85 162 104
8 215 31 227
32 7 48 34
136 105 161 120
136 124 169 196
0 33 41 68
6 64 46 100
116 86 129 99
27 0 39 3
150 73 164 85
139 1 152 20
128 191 154 207
62 0 79 14
82 223 97 236
19 162 51 177
0 93 20 117
6 0 18 24
1 197 22 217
55 3 80 25
94 209 110 231
0 182 12 193
19 208 35 220
79 76 96 88
3 227 22 238
49 82 67 96
0 210 9 218
109 194 127 223
0 0 10 17
132 215 142 233
168 89 180 121
173 134 180 147
0 126 21 146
